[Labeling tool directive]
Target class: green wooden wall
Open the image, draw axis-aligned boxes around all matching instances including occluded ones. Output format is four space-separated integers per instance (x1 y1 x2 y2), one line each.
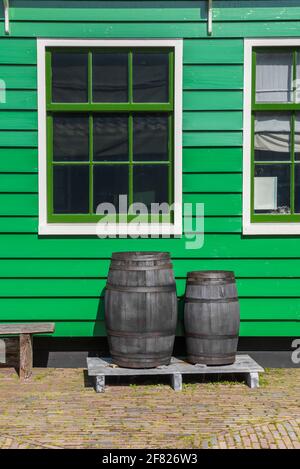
0 0 300 337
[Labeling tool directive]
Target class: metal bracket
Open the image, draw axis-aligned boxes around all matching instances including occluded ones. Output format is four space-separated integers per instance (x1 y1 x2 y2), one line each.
3 0 9 35
208 0 212 36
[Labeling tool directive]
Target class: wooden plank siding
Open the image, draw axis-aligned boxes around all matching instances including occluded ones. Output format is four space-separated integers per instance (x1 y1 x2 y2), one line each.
0 0 299 337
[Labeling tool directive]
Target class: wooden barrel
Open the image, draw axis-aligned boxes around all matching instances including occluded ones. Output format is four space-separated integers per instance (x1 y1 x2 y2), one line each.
184 271 240 365
104 252 177 368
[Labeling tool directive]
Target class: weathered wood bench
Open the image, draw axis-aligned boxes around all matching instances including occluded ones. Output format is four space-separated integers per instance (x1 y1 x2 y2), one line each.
0 323 55 379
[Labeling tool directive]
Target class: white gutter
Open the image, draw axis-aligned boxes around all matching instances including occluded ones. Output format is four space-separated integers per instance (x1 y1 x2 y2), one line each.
208 0 213 36
3 0 9 35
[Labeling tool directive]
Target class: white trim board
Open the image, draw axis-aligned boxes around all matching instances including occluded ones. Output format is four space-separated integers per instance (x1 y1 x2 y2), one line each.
243 38 300 236
37 39 183 236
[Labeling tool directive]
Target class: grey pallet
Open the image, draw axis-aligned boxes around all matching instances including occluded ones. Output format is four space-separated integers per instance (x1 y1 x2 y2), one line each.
87 354 264 392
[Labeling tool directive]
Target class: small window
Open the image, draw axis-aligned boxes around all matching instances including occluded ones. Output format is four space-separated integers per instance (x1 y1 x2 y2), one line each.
250 47 300 225
44 45 176 227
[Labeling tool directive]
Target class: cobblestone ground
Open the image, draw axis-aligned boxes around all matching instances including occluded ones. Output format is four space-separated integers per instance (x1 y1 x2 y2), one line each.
0 367 299 449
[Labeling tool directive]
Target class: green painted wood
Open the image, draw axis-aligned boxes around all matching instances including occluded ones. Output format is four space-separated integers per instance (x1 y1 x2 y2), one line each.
2 234 300 259
0 39 36 64
0 131 37 147
0 111 37 130
3 113 36 137
0 66 36 89
183 148 242 172
1 277 300 298
0 217 37 232
183 131 242 147
0 297 298 322
0 174 38 193
6 21 207 38
213 1 300 22
0 149 38 172
0 195 37 215
184 65 243 90
183 173 242 193
183 194 242 215
3 258 300 280
10 5 207 22
184 38 243 64
183 111 243 131
204 217 241 233
0 91 37 110
183 91 243 111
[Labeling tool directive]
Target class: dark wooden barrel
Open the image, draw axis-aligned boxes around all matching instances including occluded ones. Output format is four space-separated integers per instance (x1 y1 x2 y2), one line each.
184 271 240 365
104 252 177 369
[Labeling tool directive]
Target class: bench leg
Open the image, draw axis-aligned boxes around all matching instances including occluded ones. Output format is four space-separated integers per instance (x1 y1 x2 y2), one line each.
95 375 105 393
19 334 33 380
171 372 182 391
246 372 259 389
0 339 5 364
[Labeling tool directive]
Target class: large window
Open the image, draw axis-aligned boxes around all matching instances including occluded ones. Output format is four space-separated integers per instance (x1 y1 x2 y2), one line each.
243 39 300 235
38 40 182 235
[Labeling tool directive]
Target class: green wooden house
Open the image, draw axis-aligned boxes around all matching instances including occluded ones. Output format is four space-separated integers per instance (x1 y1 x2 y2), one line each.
0 0 300 366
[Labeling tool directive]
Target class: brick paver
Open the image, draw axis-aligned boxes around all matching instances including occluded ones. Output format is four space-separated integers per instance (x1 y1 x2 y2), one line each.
0 367 299 449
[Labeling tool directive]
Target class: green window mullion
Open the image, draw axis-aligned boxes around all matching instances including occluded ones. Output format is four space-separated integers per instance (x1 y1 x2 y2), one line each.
129 114 133 207
291 112 295 215
88 50 93 104
89 114 94 214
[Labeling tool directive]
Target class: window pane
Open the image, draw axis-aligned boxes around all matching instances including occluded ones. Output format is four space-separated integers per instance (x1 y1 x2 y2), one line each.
52 52 88 103
255 51 293 103
133 53 169 103
133 114 168 161
133 165 169 210
254 164 290 214
53 165 89 214
294 165 300 213
53 115 89 162
294 113 300 160
93 53 128 103
93 115 128 161
254 113 291 162
93 165 129 213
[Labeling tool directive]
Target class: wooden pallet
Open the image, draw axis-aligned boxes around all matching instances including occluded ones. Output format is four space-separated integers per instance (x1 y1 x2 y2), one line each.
87 354 264 392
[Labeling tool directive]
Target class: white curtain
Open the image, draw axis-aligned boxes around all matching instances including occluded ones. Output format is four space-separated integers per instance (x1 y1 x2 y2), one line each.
256 52 293 102
255 113 293 153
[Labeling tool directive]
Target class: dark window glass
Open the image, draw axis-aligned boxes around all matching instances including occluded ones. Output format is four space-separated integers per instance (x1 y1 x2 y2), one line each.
93 115 128 161
52 52 88 103
295 165 300 213
133 165 169 210
254 113 291 162
53 165 89 214
133 114 168 161
133 53 169 103
93 53 128 103
254 164 290 214
93 165 129 213
53 114 89 162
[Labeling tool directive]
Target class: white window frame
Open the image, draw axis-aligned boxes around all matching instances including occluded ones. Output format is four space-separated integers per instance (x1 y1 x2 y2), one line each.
37 38 183 236
243 38 300 235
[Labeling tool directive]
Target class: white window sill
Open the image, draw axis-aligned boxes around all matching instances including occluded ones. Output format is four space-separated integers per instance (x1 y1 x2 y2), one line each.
243 222 300 236
38 223 182 236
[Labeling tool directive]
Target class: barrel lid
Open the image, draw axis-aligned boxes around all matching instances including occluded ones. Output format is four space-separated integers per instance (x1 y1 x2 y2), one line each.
111 251 171 261
187 270 235 280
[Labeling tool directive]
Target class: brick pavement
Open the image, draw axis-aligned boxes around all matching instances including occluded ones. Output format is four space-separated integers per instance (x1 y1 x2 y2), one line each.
0 367 299 449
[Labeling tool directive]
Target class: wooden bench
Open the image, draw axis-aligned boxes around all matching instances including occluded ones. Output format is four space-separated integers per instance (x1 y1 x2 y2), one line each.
0 323 55 379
